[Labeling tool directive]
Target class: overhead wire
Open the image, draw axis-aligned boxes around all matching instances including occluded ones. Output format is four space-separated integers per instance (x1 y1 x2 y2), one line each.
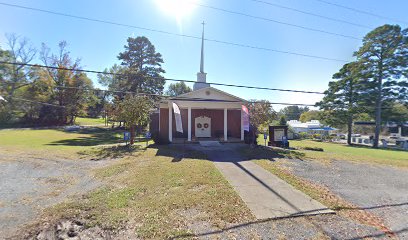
0 2 349 63
247 0 371 29
312 0 408 25
193 2 362 40
0 61 326 95
0 61 397 110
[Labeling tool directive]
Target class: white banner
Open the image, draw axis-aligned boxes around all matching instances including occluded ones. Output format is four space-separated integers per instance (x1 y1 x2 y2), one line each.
242 105 250 132
172 103 183 133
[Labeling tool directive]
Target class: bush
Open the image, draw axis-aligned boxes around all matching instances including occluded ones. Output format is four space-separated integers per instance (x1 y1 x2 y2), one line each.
299 132 310 139
303 147 324 152
312 133 322 139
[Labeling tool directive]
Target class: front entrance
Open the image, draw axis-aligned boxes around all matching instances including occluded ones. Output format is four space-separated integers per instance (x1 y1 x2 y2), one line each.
195 116 211 138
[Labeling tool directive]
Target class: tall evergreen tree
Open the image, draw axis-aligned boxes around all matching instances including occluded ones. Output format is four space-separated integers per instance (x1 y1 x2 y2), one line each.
117 36 165 95
354 24 408 148
318 62 362 145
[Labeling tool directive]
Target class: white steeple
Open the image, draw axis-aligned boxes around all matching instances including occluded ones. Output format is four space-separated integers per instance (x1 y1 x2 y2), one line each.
194 21 210 91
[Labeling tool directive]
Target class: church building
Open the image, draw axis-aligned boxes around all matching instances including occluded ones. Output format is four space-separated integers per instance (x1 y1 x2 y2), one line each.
155 25 248 143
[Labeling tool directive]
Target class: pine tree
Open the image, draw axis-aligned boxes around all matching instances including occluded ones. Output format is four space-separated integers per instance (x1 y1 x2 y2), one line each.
354 25 408 148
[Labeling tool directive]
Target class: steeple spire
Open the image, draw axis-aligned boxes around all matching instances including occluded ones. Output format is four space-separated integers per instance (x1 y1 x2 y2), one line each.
194 21 210 91
200 21 205 73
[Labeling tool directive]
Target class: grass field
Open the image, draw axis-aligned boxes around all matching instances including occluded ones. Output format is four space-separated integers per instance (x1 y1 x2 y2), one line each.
257 135 407 168
291 140 408 168
0 128 150 158
74 117 106 126
32 146 253 238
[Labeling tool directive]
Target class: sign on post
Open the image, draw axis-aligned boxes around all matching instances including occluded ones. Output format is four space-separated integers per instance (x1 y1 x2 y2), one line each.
124 131 130 145
264 133 268 146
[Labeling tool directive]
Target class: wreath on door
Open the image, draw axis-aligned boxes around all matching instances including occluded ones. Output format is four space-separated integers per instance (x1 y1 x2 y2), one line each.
197 123 202 128
204 123 209 128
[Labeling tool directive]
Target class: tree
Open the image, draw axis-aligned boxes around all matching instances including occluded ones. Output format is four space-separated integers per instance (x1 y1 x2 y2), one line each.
0 34 36 122
299 110 322 122
165 81 192 96
279 106 309 121
117 95 152 145
247 100 276 132
117 36 166 95
318 62 362 145
40 41 95 124
354 24 408 148
279 115 287 126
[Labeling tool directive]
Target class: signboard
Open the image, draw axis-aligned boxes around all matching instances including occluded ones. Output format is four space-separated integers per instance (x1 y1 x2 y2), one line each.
145 132 151 139
242 105 250 131
264 133 268 140
124 132 130 141
173 103 183 133
274 129 284 141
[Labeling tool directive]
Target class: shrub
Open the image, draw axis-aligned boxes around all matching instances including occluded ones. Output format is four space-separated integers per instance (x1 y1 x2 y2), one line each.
303 147 324 152
299 132 310 139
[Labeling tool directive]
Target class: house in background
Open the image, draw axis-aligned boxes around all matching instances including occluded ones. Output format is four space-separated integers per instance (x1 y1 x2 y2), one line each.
287 120 337 136
151 25 247 143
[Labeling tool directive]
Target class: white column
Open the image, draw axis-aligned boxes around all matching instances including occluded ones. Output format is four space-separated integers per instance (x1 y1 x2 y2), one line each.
168 102 173 142
224 108 228 141
188 107 192 141
241 108 244 141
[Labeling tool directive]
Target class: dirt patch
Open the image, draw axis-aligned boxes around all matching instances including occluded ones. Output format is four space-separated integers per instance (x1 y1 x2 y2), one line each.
22 219 139 240
0 154 118 239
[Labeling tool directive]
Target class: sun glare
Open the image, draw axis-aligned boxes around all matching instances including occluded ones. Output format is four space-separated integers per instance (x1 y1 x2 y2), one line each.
155 0 198 20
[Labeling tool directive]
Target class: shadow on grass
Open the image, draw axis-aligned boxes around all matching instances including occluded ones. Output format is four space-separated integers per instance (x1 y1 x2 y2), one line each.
149 143 305 163
47 128 123 147
240 145 306 162
82 145 144 161
149 144 209 162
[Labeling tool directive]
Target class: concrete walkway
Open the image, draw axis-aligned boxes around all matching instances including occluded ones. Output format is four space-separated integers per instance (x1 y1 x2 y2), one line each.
195 144 334 220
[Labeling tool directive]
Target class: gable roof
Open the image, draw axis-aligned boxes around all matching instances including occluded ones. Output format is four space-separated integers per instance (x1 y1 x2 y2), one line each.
173 87 246 103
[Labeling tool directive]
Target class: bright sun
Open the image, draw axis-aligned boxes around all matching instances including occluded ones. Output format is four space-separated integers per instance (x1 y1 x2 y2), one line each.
155 0 198 20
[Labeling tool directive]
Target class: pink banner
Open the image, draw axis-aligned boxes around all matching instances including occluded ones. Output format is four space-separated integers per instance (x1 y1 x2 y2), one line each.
242 105 250 131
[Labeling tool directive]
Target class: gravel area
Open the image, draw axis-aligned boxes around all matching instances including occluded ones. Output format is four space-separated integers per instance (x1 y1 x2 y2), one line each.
0 153 111 239
284 157 408 239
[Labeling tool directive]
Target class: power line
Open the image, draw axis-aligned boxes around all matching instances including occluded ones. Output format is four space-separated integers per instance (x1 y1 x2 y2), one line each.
194 2 362 40
9 97 66 108
313 0 408 25
0 61 326 95
248 0 371 29
1 63 396 111
0 2 349 63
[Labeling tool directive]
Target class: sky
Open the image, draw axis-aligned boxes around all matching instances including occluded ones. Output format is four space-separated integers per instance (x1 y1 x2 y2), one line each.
0 0 407 110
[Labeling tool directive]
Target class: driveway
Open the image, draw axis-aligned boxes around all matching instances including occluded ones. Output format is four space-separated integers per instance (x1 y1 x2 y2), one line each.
284 156 408 239
0 152 108 239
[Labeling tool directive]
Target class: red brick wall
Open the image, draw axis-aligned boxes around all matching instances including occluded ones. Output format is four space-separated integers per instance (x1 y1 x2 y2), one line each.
159 108 241 139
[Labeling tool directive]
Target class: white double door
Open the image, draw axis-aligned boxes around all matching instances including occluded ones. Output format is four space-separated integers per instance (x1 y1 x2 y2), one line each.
195 116 211 138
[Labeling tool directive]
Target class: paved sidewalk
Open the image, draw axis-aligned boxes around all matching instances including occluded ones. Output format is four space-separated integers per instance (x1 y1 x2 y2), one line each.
195 144 334 219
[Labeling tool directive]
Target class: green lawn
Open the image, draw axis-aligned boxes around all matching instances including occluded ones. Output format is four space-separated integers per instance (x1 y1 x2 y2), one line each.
0 128 135 158
287 139 407 168
75 117 106 126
